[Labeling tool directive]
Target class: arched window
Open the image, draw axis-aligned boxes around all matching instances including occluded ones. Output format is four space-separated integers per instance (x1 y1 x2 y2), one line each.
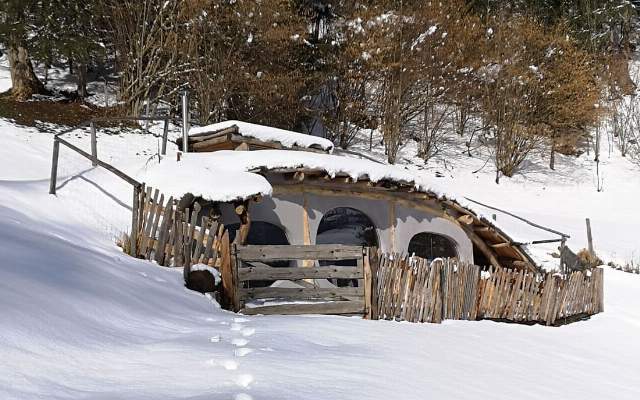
316 207 377 287
316 207 378 247
408 232 457 261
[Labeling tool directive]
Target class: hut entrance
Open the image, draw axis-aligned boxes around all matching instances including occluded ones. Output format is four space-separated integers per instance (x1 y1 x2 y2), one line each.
316 207 378 286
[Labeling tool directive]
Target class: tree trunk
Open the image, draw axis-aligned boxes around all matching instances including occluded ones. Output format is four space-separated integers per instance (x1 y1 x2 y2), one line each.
6 45 45 100
77 62 88 99
549 141 556 170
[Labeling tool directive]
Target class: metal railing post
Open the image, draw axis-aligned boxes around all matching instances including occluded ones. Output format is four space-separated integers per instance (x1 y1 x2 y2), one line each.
90 121 98 166
49 138 60 195
181 89 190 153
161 117 169 155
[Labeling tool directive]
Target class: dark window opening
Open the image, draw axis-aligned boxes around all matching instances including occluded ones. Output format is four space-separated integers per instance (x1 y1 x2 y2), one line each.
473 243 491 269
408 232 457 261
316 207 378 287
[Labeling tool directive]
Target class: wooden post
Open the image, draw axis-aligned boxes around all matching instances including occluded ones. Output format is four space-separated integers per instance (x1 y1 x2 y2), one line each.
49 139 60 195
161 117 169 155
363 247 373 319
90 121 98 166
586 218 594 257
130 185 140 257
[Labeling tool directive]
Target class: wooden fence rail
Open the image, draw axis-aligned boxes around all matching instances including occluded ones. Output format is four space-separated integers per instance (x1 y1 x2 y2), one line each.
373 253 604 326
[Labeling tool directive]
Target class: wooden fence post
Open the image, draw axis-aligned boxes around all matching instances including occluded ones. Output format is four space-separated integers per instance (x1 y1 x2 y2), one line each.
130 185 140 257
49 138 60 195
90 121 98 166
363 247 372 319
586 218 594 257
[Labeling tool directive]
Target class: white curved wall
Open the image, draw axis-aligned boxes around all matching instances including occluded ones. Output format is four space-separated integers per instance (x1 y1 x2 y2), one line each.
221 190 474 263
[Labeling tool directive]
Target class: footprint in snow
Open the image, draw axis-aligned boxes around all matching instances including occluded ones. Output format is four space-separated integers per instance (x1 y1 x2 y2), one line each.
221 359 239 370
153 277 166 283
138 272 147 278
234 394 253 400
231 338 249 347
210 335 221 343
235 347 253 357
233 317 250 323
230 323 243 331
241 327 255 337
235 374 254 388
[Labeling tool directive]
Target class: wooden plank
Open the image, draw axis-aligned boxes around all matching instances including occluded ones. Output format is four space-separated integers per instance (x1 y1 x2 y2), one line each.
218 230 234 309
154 197 173 265
241 301 366 316
239 286 363 301
202 221 220 265
140 188 159 256
145 193 164 259
236 244 364 261
238 264 364 281
192 216 208 264
363 249 372 319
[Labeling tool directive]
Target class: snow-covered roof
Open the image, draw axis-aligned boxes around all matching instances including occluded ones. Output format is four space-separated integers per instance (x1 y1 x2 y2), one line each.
189 120 335 153
194 149 457 195
141 149 463 203
138 156 272 203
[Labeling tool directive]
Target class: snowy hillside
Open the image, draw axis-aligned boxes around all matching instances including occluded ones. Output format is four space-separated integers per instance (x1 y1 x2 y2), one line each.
2 54 640 399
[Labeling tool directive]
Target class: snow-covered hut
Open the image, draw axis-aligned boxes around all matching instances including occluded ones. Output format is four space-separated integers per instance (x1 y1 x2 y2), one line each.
144 121 537 271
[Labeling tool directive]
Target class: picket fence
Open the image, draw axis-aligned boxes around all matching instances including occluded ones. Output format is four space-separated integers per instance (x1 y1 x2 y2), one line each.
373 254 604 326
132 185 230 271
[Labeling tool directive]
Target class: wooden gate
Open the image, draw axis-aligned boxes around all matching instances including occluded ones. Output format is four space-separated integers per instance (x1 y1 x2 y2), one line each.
232 244 372 316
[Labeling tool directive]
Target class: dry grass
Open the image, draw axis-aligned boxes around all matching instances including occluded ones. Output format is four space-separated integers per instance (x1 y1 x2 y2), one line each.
576 248 603 268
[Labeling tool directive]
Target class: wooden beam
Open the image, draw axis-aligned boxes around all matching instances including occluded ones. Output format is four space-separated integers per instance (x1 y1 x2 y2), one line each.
239 287 363 301
240 301 365 316
238 264 364 281
457 214 474 225
236 244 364 261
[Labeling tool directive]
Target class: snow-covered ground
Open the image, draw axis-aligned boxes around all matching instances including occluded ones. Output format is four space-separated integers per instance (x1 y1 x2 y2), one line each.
2 57 640 400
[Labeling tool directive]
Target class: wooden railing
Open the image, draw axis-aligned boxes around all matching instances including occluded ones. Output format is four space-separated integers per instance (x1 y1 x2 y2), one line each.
48 115 171 255
232 244 372 316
